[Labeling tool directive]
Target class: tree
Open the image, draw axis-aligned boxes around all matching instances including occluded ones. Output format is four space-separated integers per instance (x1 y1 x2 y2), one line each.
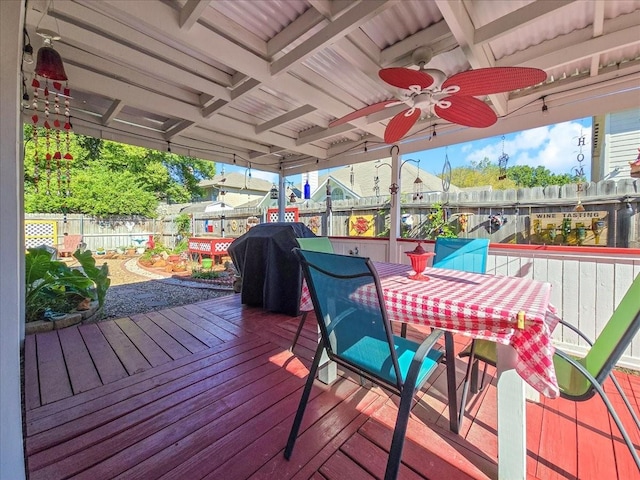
23 127 216 215
507 165 574 188
446 157 575 190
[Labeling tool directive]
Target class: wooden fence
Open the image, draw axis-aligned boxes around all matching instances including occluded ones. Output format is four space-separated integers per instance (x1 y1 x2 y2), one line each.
26 178 639 251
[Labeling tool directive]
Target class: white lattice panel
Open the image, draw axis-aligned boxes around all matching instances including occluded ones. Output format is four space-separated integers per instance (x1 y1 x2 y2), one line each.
189 240 212 253
214 240 233 252
25 221 57 248
267 208 298 223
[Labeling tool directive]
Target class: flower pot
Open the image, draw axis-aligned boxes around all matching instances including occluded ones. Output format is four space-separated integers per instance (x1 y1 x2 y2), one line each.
136 247 146 254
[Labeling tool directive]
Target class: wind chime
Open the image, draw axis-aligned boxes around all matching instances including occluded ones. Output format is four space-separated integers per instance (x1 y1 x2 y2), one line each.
412 160 424 201
30 28 73 200
498 135 509 180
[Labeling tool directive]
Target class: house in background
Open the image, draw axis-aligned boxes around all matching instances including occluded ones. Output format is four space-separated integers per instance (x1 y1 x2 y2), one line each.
198 170 273 208
304 159 460 203
591 107 640 181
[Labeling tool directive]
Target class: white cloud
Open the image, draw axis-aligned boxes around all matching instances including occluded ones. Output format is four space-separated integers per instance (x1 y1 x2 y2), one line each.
461 119 591 175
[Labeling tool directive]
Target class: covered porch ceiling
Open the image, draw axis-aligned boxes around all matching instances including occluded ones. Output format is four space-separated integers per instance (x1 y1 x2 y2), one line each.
22 0 640 176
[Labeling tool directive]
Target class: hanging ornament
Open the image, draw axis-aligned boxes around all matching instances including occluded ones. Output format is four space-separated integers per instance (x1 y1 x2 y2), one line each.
442 150 452 192
498 135 509 180
412 159 424 201
44 119 52 195
32 120 40 193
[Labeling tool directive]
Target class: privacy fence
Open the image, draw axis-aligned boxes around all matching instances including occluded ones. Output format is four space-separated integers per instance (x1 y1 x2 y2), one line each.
26 178 639 252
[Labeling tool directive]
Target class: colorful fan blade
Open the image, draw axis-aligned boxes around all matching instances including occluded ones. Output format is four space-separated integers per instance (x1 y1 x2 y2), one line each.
384 108 421 143
379 68 434 90
435 96 497 128
329 100 398 127
443 67 547 96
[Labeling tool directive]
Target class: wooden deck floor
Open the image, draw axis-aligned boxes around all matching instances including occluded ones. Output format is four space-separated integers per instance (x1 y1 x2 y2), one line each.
24 294 640 480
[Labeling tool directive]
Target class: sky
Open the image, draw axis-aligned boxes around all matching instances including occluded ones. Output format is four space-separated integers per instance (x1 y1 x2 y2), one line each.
220 117 592 185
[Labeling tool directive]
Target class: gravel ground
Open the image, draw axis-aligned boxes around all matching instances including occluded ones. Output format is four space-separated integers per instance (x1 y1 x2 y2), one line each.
90 258 234 320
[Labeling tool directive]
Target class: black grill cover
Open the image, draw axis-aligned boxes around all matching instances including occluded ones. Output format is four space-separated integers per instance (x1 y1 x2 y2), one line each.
228 222 316 316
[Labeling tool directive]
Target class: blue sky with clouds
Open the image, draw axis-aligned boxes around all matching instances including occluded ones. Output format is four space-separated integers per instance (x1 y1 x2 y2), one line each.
221 117 592 185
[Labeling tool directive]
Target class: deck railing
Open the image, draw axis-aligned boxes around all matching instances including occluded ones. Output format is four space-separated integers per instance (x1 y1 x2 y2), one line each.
331 236 640 369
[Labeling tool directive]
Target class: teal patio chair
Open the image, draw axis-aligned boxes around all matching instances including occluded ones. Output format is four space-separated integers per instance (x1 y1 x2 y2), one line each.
285 249 445 480
400 237 489 338
458 274 640 469
290 236 334 351
432 237 490 273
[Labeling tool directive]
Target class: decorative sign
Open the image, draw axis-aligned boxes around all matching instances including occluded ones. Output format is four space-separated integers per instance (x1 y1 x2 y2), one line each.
530 211 608 246
348 214 375 237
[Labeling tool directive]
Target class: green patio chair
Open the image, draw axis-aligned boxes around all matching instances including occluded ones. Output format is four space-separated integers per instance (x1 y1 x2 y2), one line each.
458 273 640 469
289 236 334 351
285 249 445 480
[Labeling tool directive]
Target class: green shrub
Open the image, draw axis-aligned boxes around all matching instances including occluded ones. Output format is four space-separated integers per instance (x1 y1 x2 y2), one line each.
25 247 111 322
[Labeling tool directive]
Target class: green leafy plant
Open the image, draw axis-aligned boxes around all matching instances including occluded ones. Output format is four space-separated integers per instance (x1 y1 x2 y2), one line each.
174 213 191 239
73 249 111 307
25 247 111 322
190 269 221 280
423 203 457 239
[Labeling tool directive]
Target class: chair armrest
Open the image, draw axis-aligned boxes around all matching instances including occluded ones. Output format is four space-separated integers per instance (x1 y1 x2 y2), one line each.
409 329 444 391
558 319 594 346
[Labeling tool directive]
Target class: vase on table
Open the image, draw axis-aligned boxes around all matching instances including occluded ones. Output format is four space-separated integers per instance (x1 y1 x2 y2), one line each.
405 242 435 281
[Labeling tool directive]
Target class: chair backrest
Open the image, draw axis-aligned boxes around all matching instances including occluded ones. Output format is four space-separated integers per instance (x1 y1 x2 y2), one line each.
433 237 489 274
61 235 83 252
293 248 403 391
297 237 334 253
584 273 640 384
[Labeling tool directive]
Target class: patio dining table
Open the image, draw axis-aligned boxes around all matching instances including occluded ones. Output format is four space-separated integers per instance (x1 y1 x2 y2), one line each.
299 261 561 479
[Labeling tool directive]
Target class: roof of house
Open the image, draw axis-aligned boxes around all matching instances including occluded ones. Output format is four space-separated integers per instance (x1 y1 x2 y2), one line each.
315 159 460 198
199 172 273 193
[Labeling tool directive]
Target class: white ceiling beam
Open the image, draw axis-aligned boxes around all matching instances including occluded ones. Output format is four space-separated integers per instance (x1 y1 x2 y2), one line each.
27 8 232 102
199 5 267 57
502 22 640 71
31 110 249 163
308 0 333 19
297 123 357 145
255 105 317 134
43 43 201 106
187 126 271 154
48 1 232 88
61 63 328 158
165 120 196 140
306 76 640 176
91 0 385 140
435 0 508 116
101 99 124 126
590 0 606 77
267 8 325 58
474 0 576 45
497 11 640 69
180 0 209 31
202 99 229 118
271 0 395 75
379 20 454 66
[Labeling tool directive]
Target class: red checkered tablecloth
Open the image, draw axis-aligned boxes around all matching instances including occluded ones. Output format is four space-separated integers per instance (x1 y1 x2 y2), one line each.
300 262 560 398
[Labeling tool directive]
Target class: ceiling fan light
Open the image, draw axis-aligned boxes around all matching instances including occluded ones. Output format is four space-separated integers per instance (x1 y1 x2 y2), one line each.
35 39 67 81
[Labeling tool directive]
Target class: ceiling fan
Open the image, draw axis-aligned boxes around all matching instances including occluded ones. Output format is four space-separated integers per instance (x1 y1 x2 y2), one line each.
329 47 547 144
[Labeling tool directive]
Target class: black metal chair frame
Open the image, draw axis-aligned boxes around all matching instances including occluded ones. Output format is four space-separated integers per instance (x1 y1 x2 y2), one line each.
459 316 640 470
284 249 448 480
